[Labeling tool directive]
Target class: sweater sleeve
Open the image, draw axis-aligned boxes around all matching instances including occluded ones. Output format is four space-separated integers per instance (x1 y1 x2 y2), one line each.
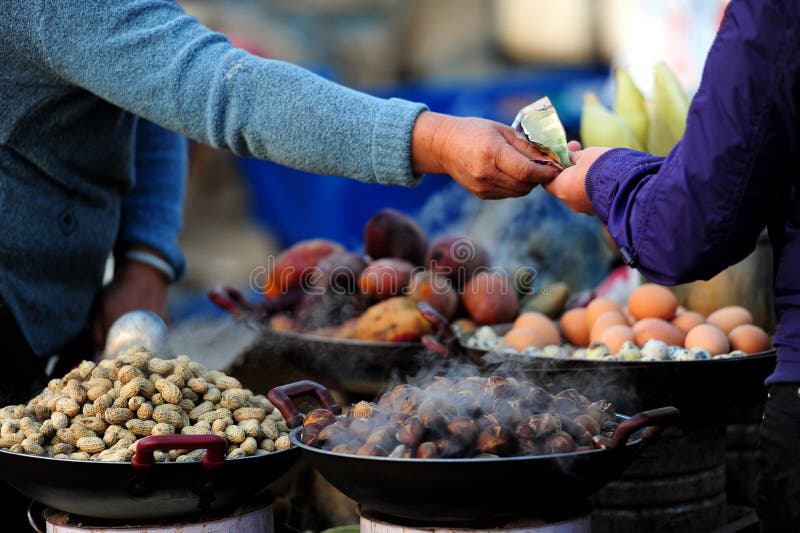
36 0 426 186
117 118 187 279
585 0 799 285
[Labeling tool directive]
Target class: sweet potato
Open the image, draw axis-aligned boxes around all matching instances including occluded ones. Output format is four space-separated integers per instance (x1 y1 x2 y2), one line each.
353 297 432 342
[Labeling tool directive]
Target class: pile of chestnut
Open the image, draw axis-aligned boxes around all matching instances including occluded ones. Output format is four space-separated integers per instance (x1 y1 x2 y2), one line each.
301 376 618 459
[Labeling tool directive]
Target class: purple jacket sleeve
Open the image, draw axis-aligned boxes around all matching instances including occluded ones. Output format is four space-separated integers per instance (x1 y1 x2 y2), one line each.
585 0 799 285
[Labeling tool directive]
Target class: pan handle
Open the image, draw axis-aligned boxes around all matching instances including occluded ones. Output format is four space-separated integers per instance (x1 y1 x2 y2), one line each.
268 380 342 429
209 285 258 321
27 500 46 533
609 406 680 448
132 434 227 471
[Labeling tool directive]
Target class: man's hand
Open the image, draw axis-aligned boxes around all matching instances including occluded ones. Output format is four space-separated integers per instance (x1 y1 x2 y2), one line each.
543 143 609 215
411 111 560 199
91 253 169 352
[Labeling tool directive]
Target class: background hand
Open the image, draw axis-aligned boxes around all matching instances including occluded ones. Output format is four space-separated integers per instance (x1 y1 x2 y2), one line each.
91 255 169 352
543 144 608 215
411 111 560 199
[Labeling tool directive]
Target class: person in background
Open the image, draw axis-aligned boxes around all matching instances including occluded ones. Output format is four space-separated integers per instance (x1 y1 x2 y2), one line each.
0 0 557 527
543 1 798 531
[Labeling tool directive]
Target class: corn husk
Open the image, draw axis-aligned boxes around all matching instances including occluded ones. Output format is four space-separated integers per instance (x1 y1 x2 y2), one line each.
647 62 690 156
580 92 642 150
614 68 649 148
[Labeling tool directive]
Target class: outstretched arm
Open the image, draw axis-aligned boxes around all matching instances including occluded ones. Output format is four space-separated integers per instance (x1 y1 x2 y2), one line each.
546 0 799 284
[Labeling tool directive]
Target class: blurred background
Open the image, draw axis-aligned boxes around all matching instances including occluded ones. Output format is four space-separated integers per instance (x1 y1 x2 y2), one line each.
168 0 729 365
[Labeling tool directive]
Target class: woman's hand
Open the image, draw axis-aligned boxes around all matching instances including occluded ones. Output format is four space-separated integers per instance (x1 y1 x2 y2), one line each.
543 143 609 215
411 111 560 199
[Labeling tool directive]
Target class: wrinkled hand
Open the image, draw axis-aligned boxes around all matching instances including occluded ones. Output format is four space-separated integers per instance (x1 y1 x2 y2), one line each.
543 143 609 215
91 258 169 352
411 111 560 199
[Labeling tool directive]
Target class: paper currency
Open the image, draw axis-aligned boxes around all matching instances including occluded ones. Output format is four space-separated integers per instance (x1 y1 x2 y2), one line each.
512 96 572 169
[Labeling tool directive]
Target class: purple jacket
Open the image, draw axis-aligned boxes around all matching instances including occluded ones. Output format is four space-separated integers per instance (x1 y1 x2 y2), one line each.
585 0 799 384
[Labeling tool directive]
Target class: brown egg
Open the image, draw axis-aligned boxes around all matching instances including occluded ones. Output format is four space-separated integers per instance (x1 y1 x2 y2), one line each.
586 298 623 327
729 324 772 354
685 324 730 355
628 284 678 321
706 306 753 335
600 325 637 354
503 327 543 351
590 311 629 343
622 307 637 326
671 311 705 335
634 318 685 346
513 312 560 346
560 308 591 347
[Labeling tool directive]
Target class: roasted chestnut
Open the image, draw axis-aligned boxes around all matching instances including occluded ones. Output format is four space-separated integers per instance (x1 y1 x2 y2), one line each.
396 416 426 447
304 408 337 428
389 444 412 458
493 399 524 426
539 431 576 454
481 376 517 399
477 413 502 431
591 435 611 450
365 425 397 451
561 417 593 446
574 414 601 437
330 443 358 455
416 441 439 459
417 397 457 429
351 401 378 418
318 422 353 447
446 416 479 446
516 413 560 440
434 438 463 458
521 386 553 413
349 416 375 439
391 386 427 415
426 376 454 394
301 421 327 446
357 443 388 457
476 425 517 456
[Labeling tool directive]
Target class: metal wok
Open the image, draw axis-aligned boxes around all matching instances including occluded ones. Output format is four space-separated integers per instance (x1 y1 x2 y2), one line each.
419 308 775 424
210 286 430 395
0 434 299 521
268 380 680 523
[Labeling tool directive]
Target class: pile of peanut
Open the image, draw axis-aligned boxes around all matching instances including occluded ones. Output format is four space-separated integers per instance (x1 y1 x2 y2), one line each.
0 349 291 462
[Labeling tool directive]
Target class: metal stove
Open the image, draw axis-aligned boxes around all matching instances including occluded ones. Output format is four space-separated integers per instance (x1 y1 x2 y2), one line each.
359 502 592 533
29 499 273 533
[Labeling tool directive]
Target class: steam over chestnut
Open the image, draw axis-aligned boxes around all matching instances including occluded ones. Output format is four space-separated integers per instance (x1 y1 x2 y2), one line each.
305 375 618 460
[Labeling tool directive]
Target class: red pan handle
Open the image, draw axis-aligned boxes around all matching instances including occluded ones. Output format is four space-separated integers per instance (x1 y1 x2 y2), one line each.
132 434 227 471
421 334 449 356
209 285 258 321
609 406 680 448
268 380 342 429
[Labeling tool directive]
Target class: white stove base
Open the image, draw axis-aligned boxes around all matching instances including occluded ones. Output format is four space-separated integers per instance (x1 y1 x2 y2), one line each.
42 504 273 533
360 512 591 533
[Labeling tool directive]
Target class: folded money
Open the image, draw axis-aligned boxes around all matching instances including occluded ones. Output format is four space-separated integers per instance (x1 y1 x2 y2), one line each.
512 96 572 169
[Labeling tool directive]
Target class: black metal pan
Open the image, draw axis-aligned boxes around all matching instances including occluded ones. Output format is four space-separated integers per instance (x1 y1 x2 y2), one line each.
0 434 299 521
210 286 430 395
418 307 775 424
268 380 680 523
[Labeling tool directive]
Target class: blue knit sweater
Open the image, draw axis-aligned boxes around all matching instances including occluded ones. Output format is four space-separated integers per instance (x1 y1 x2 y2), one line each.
0 0 426 356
